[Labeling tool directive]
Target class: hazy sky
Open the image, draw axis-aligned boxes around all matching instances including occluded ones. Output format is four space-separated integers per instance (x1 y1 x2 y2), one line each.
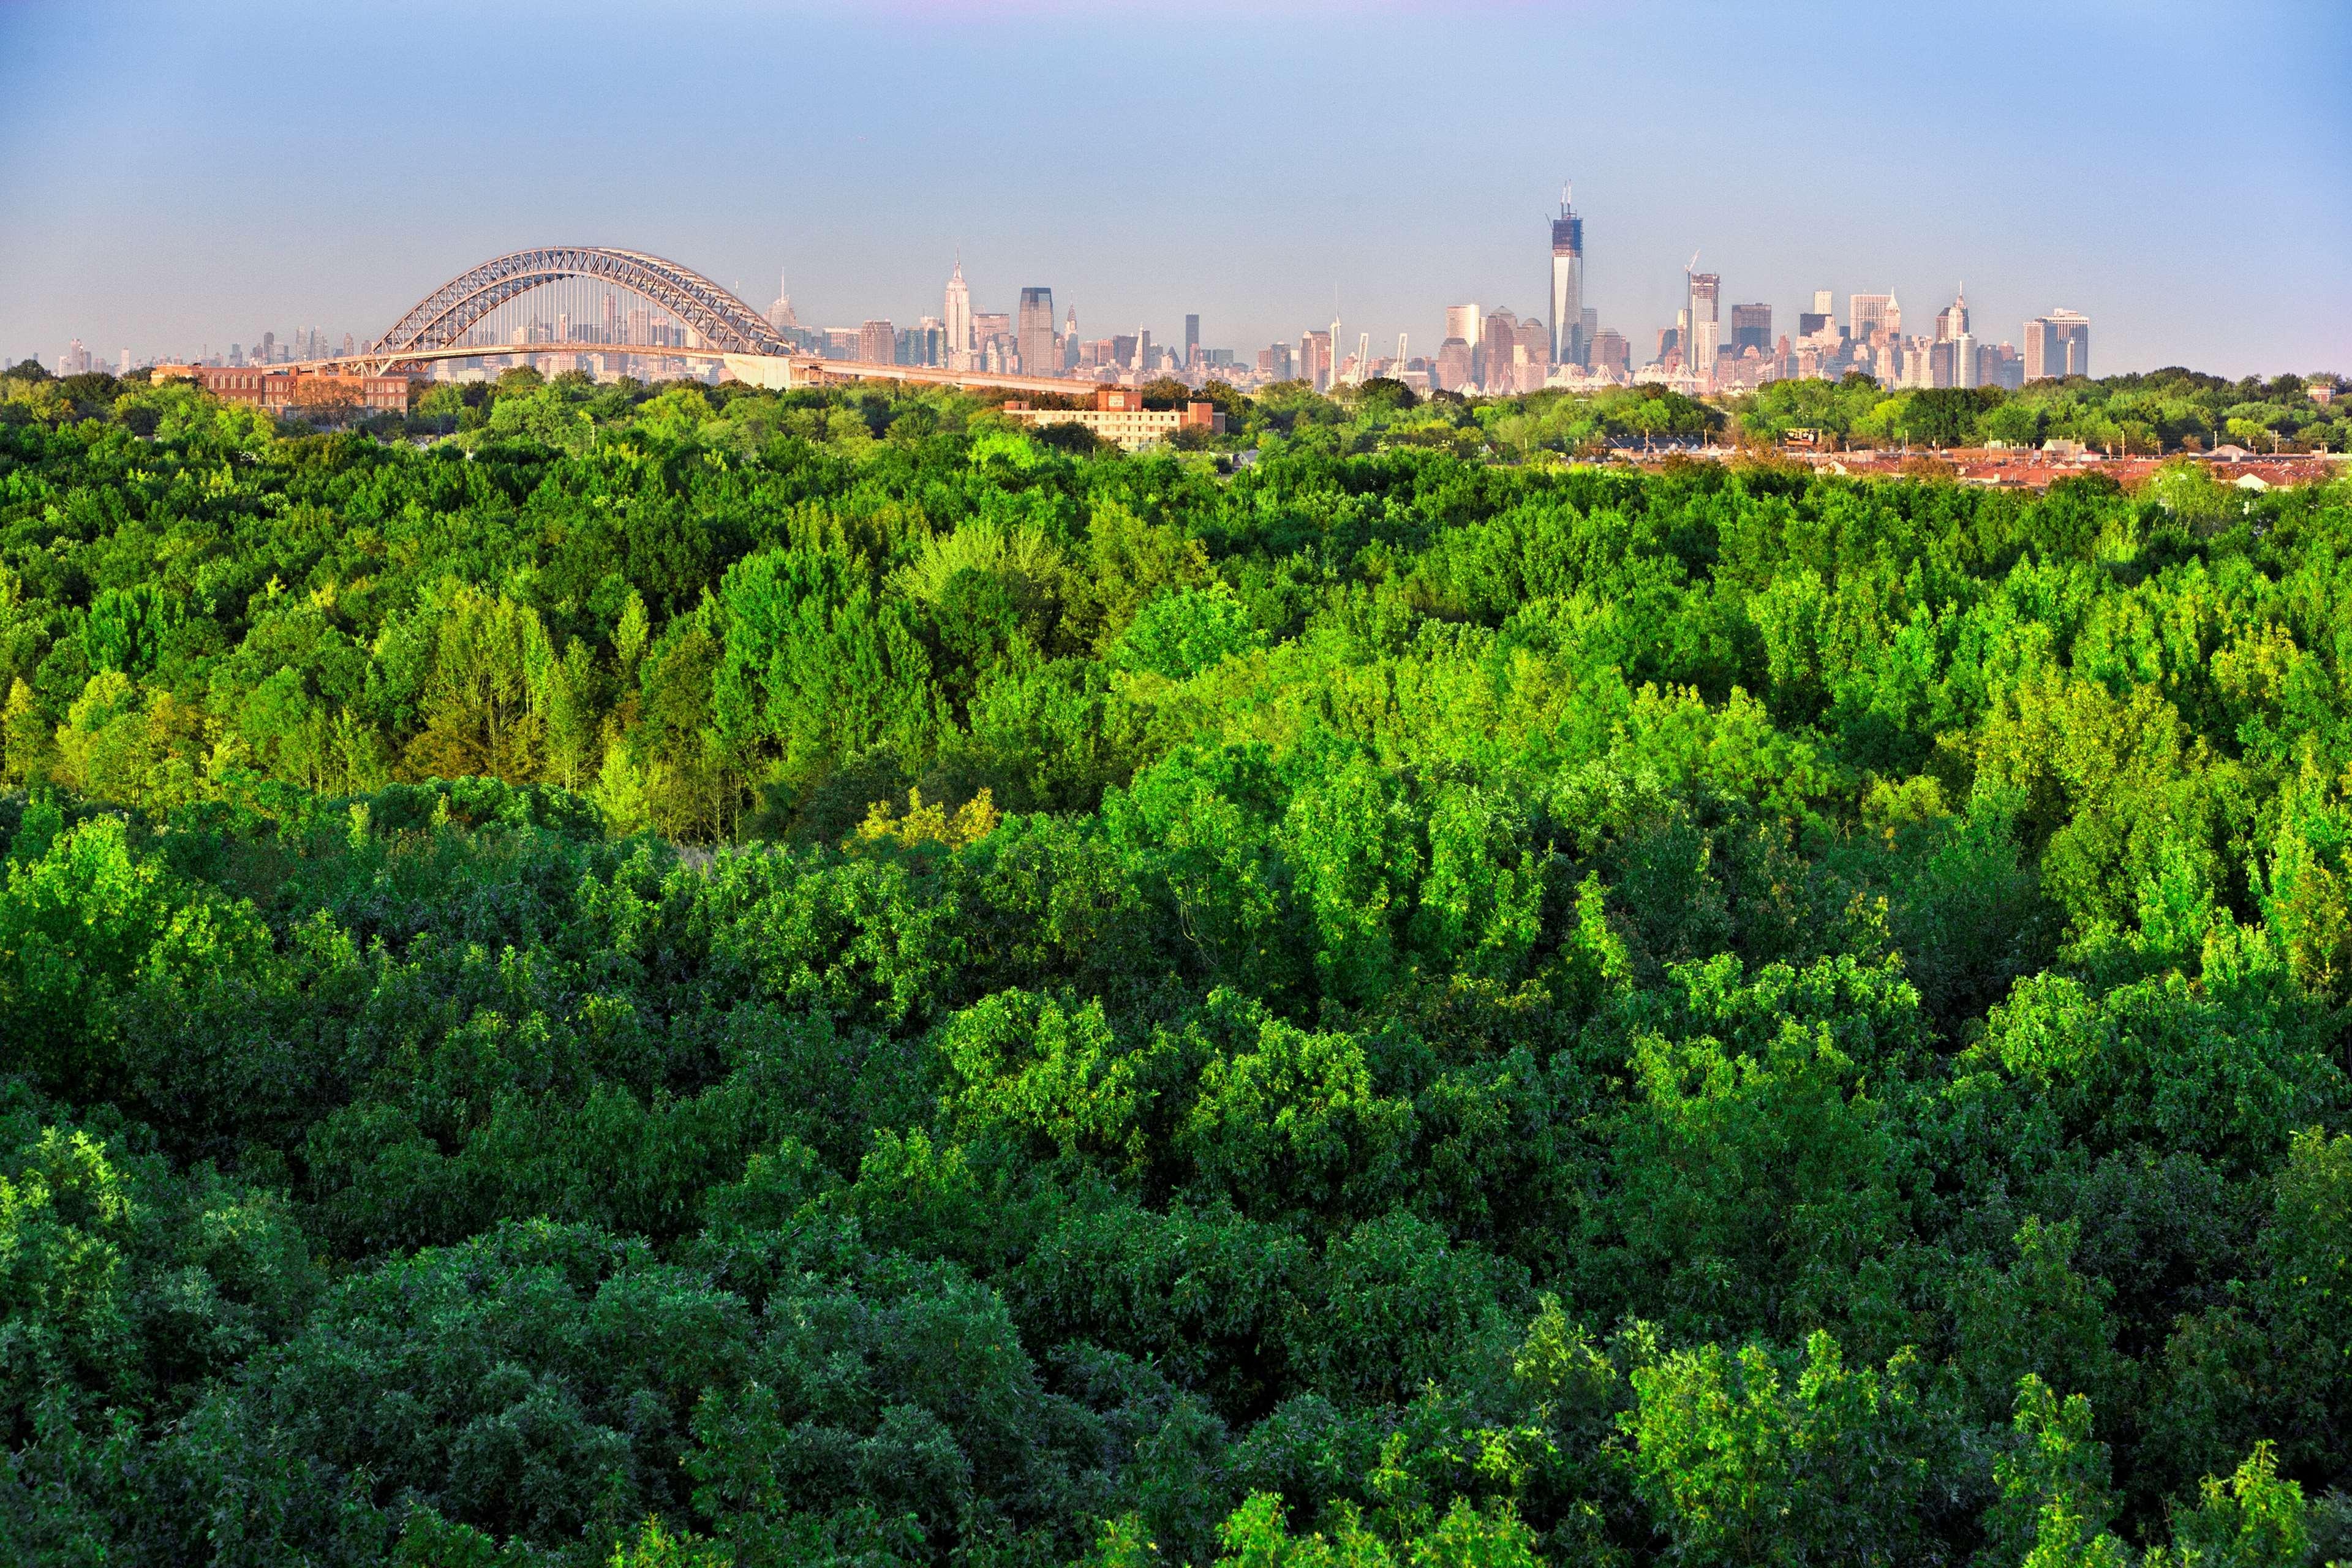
4 0 2346 378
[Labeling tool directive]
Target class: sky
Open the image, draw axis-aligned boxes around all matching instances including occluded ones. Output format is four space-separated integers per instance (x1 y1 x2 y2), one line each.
3 0 2347 379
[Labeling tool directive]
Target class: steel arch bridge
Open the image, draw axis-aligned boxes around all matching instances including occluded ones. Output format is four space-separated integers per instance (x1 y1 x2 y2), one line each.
361 246 786 372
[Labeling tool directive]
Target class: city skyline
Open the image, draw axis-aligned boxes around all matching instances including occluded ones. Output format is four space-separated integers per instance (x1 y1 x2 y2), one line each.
3 1 2346 380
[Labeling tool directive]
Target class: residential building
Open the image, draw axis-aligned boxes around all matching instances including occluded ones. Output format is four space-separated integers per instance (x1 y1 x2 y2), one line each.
162 364 411 414
998 386 1226 450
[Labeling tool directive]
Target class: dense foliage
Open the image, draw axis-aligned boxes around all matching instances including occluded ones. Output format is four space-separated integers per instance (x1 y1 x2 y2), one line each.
0 366 2348 1566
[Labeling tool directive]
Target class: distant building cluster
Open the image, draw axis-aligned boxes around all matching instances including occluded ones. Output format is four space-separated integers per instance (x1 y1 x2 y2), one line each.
1384 186 2094 401
26 186 2105 402
794 182 2097 404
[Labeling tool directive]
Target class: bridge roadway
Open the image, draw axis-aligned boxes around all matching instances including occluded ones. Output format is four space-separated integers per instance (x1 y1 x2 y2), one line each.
284 344 1101 400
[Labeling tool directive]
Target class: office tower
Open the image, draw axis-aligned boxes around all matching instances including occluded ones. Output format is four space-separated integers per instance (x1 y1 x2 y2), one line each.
943 256 973 362
1589 328 1629 377
1986 342 2024 390
229 343 244 366
1686 272 1720 379
1580 307 1597 353
2049 309 2090 377
1954 330 1980 388
261 331 276 363
1549 187 1585 366
1849 293 1897 343
1017 287 1056 377
1929 339 1956 389
1517 315 1550 372
1480 309 1519 391
973 312 1011 362
767 271 797 333
1259 342 1292 380
2022 317 2053 381
1691 320 1720 379
2023 309 2090 380
1813 289 1834 318
61 339 89 375
1184 313 1200 368
1299 329 1333 391
1936 286 1969 342
1685 271 1719 332
116 349 130 375
858 320 895 364
1440 304 1479 382
1433 337 1474 392
1730 303 1772 354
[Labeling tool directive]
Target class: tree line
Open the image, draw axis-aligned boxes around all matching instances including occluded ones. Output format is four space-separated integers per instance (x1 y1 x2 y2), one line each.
0 364 2346 1565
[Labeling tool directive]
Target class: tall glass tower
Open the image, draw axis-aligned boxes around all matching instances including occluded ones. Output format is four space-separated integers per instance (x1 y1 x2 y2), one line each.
1550 186 1585 368
1017 287 1056 378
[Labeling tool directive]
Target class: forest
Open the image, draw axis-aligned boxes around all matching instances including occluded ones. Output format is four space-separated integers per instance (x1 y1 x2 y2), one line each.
0 360 2346 1566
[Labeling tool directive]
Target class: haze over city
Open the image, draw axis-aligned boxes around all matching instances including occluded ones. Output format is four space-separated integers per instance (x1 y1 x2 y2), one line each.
4 0 2347 382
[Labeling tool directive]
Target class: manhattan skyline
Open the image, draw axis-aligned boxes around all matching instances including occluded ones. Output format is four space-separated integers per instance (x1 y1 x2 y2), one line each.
3 0 2347 380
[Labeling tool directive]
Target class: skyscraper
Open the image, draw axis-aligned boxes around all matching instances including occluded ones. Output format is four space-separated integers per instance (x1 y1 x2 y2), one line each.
1480 309 1518 391
767 271 797 333
1935 286 1969 342
1298 329 1333 391
1588 328 1630 377
2023 309 2090 380
1184 313 1200 368
1549 187 1585 366
1017 287 1057 377
1686 271 1720 378
943 256 973 364
859 319 896 365
1849 293 1898 343
1686 271 1719 336
1730 303 1772 354
1065 307 1080 372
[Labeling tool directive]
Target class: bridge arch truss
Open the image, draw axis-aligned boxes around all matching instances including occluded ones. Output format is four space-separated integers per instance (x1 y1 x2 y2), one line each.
366 247 785 371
